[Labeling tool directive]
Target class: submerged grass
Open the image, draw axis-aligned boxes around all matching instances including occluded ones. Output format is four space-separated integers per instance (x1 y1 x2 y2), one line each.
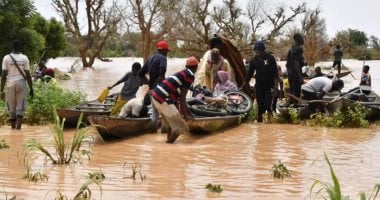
309 152 380 200
0 138 10 149
270 160 291 180
55 171 105 200
24 111 97 165
206 183 223 193
123 161 146 181
23 162 48 182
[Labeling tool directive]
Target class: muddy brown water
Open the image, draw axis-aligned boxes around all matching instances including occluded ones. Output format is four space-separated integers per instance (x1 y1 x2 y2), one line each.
0 58 380 199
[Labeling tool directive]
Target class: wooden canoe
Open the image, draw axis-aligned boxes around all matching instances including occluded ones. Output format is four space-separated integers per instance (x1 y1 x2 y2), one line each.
56 93 118 127
325 86 380 120
87 115 152 139
88 115 240 139
277 103 311 120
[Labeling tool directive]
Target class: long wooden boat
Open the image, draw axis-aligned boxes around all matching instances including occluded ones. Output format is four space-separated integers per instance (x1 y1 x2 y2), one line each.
284 71 352 80
57 93 118 127
88 115 240 139
325 86 380 120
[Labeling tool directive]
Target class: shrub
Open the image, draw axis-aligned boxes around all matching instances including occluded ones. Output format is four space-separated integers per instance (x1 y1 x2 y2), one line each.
25 81 86 125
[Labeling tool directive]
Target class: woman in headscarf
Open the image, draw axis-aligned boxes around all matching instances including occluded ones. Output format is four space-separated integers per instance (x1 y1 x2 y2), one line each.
213 70 238 96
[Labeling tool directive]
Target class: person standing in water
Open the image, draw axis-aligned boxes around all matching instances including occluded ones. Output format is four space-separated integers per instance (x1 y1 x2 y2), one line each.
332 45 343 74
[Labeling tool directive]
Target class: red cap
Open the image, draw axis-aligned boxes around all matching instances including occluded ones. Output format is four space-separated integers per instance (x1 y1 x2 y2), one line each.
156 40 170 51
186 56 199 68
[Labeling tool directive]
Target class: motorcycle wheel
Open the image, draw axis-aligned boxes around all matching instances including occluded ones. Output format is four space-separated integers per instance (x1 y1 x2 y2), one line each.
190 105 228 117
225 91 253 114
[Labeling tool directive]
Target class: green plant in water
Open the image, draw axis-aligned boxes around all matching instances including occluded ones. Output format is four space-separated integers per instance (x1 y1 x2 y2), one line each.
55 171 105 200
24 111 97 165
241 104 256 123
273 107 300 124
308 104 369 128
23 162 48 182
359 184 380 200
0 139 10 149
25 81 86 125
123 161 146 181
270 160 291 180
206 183 223 193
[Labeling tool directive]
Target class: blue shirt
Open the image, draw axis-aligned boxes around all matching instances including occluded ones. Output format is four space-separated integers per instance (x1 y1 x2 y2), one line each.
138 53 167 89
151 68 194 104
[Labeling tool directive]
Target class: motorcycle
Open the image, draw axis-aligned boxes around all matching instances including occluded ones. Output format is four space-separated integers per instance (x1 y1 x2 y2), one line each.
188 86 253 117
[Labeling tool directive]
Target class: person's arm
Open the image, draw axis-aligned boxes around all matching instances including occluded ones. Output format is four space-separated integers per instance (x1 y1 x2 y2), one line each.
25 70 34 98
241 59 255 89
158 57 167 83
0 70 7 99
180 87 194 120
109 73 128 89
369 74 371 86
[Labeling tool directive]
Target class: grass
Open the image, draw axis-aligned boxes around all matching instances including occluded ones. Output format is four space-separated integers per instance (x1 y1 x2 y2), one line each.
270 160 291 180
309 152 380 200
123 161 146 181
206 183 223 193
23 161 48 182
55 171 105 200
0 139 10 149
24 111 97 165
308 104 369 128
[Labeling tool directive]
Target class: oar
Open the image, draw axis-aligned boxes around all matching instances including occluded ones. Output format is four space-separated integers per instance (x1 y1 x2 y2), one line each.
341 62 356 80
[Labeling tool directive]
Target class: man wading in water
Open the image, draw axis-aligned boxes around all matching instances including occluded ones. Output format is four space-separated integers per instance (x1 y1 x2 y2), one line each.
150 57 198 143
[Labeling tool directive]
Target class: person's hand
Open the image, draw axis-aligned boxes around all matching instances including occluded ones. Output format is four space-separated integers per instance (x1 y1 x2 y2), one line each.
0 92 5 100
29 89 34 99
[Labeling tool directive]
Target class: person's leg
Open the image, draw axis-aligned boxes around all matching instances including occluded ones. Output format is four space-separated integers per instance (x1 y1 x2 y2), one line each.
264 87 274 115
14 80 27 129
6 85 17 129
255 85 264 122
150 94 159 132
302 90 318 113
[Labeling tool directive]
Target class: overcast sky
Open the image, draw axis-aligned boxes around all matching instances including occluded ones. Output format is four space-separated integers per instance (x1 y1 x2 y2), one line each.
34 0 380 39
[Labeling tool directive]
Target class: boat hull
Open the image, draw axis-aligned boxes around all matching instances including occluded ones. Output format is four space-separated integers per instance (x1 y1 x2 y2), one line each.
57 108 111 127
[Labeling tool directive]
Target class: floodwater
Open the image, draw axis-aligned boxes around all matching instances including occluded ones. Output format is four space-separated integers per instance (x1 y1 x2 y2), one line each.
0 58 380 199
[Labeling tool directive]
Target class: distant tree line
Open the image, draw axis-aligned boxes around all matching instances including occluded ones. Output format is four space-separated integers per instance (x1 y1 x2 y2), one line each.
1 0 379 68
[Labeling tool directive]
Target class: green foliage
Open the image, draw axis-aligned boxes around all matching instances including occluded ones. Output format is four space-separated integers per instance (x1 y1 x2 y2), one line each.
273 107 300 124
308 104 369 128
270 160 291 180
55 171 105 200
24 112 96 165
310 152 346 200
23 161 48 182
0 101 8 126
206 183 223 193
0 138 10 149
359 184 380 200
25 81 86 124
241 105 256 123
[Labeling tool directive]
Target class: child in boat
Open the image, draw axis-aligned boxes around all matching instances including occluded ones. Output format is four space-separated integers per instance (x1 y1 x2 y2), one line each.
360 65 371 87
213 70 238 96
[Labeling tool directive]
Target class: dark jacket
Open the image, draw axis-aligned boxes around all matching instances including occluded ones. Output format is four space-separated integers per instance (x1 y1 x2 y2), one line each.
246 52 278 88
138 53 167 89
286 45 304 82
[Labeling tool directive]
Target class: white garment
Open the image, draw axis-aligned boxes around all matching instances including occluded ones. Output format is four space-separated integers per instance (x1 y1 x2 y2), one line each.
2 53 30 88
118 85 149 118
301 76 332 93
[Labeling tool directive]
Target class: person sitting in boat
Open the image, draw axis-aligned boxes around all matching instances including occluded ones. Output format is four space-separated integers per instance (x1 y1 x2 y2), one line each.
311 66 326 79
360 65 371 87
213 70 238 96
150 56 198 143
34 61 55 81
301 77 344 113
108 62 142 115
119 85 149 118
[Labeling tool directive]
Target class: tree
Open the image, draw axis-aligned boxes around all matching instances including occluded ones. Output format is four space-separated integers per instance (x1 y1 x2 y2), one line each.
301 8 329 65
52 0 121 67
120 0 179 61
332 29 370 59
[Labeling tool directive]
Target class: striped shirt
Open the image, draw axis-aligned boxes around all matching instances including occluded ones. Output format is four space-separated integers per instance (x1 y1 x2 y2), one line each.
151 68 194 104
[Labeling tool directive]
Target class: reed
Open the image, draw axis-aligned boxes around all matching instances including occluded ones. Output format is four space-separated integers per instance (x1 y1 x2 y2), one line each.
206 183 223 193
24 111 97 165
123 161 146 181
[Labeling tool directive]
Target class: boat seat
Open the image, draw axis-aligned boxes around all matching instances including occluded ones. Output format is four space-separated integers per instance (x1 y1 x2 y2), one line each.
87 103 114 107
75 106 110 110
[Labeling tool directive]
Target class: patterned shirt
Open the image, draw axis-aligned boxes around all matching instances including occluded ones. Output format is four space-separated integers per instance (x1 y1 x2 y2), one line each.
151 68 194 104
